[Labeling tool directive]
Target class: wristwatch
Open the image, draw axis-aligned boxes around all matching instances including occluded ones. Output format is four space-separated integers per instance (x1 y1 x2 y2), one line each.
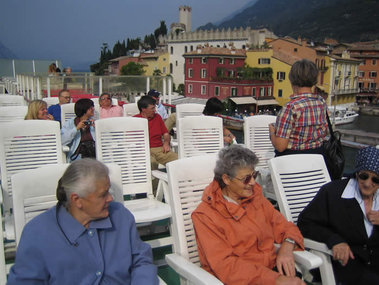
284 238 296 245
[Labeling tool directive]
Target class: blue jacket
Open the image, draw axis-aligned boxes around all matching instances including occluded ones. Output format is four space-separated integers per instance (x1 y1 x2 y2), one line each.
61 118 96 162
7 202 158 284
47 104 61 124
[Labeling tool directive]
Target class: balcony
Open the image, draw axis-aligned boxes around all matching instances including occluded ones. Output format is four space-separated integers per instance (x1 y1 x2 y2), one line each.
333 88 359 95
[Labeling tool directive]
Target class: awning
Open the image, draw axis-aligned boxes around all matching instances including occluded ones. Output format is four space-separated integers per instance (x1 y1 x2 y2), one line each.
229 97 257 105
257 99 279 106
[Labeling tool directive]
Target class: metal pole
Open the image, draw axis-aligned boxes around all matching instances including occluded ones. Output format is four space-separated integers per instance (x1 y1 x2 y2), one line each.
162 77 167 103
146 77 150 93
99 77 103 96
12 60 16 78
168 77 172 106
47 77 51 97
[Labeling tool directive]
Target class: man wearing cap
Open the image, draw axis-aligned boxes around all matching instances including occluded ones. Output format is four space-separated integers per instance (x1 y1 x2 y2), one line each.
298 146 379 285
147 89 176 132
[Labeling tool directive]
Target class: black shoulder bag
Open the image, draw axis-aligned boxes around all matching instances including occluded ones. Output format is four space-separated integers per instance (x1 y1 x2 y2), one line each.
322 113 345 180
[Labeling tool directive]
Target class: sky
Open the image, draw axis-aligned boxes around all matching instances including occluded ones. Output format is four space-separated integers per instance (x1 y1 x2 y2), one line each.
1 0 252 71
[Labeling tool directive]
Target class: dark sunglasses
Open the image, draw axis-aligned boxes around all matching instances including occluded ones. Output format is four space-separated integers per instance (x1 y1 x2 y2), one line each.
357 172 379 184
234 171 259 185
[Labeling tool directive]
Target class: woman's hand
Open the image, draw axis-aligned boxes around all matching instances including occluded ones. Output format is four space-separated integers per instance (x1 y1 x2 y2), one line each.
332 242 354 266
76 119 94 130
47 114 54 120
276 242 296 277
367 210 379 225
275 275 305 285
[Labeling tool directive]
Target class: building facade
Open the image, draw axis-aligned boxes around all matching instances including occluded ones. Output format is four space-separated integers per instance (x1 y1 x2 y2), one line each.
184 46 275 114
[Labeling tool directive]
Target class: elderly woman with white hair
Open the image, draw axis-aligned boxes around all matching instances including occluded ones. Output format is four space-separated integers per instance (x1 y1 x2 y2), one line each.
192 145 305 285
8 159 158 284
298 146 379 285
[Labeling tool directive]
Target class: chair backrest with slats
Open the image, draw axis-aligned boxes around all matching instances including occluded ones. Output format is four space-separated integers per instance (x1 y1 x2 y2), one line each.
0 95 26 106
11 163 123 246
60 103 76 125
95 117 153 196
269 154 331 224
244 115 276 168
178 116 223 159
175 103 205 120
0 120 64 201
123 103 140 117
0 106 28 122
42 97 59 107
167 154 217 264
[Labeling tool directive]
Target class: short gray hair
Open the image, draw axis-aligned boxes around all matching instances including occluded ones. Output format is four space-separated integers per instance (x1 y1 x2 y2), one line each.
214 145 259 188
289 59 318 87
56 158 109 208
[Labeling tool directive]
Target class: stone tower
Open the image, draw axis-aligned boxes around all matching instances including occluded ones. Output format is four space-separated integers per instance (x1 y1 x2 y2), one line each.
179 6 192 32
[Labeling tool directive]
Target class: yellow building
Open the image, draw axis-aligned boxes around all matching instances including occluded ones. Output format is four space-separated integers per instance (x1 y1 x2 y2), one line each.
246 48 294 107
140 52 170 76
326 53 360 106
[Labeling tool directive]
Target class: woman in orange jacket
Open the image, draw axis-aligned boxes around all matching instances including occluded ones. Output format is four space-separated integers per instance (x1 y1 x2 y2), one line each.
192 145 305 285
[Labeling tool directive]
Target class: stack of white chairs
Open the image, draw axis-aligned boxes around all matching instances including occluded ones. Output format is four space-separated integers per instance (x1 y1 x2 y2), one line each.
0 106 28 122
123 103 139 117
95 117 172 249
177 116 223 159
0 120 64 240
243 115 277 200
0 95 26 107
165 154 323 285
269 154 335 285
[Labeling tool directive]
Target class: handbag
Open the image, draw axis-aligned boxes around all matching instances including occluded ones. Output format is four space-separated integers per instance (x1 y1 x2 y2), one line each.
70 140 96 160
322 112 345 180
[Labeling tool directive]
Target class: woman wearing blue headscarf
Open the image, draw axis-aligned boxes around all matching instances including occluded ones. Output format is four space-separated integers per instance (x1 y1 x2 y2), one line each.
298 146 379 285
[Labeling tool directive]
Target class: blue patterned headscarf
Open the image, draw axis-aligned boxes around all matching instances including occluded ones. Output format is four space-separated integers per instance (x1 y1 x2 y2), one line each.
354 146 379 175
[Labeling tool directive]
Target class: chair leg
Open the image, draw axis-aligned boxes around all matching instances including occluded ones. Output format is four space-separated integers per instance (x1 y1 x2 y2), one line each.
310 250 336 285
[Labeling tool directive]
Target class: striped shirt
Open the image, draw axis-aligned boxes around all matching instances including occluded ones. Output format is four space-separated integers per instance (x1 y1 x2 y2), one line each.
275 93 328 150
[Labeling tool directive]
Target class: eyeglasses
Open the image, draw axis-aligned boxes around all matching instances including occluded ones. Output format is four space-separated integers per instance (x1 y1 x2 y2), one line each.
357 172 379 184
100 97 111 101
233 171 259 185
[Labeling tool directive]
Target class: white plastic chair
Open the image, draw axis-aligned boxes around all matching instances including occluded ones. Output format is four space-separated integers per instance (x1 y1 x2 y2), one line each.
243 115 277 200
0 106 28 122
175 103 205 121
269 154 335 285
177 116 223 159
165 154 322 285
0 120 64 240
42 97 59 107
0 95 26 107
60 102 76 125
11 163 123 246
123 103 140 117
244 115 276 168
95 117 172 248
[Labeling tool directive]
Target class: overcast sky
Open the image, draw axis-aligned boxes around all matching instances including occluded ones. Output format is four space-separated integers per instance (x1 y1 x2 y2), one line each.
1 0 253 71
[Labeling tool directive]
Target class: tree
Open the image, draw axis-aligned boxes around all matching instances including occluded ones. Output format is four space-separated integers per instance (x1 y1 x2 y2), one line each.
154 21 168 40
177 84 185 95
153 69 162 76
144 34 156 50
120 62 145 75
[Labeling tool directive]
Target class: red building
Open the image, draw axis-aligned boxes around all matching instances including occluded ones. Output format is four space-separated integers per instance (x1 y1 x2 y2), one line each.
183 47 274 105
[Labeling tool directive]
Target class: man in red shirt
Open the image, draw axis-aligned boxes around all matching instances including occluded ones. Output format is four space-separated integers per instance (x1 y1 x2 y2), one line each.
134 96 177 171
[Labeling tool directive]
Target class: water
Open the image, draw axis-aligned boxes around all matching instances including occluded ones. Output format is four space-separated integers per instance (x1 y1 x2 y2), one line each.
231 114 379 174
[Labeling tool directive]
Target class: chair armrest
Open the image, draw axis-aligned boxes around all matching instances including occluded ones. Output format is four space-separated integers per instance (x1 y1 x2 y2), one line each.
304 238 333 255
165 253 223 285
62 146 70 152
293 250 323 270
274 243 322 270
152 170 168 182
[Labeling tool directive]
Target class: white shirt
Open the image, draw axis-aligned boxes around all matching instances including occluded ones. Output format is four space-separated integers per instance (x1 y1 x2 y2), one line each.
341 178 379 237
